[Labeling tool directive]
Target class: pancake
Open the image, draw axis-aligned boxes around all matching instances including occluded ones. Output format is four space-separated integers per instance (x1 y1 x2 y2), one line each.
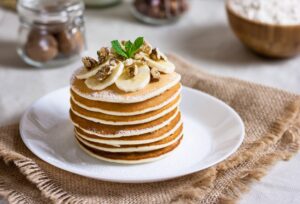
71 71 181 103
77 137 182 164
71 83 181 116
70 108 180 138
75 125 183 152
74 118 182 147
70 95 180 125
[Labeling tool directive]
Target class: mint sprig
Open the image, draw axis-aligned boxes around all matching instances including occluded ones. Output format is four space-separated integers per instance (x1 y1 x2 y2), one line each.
111 40 128 58
111 37 144 59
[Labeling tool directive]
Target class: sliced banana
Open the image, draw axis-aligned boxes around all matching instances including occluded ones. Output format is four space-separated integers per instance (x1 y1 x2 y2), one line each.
85 63 124 90
116 64 150 92
143 56 175 74
76 60 109 79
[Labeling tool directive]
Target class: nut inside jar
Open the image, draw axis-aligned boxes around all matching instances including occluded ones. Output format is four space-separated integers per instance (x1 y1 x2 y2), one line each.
24 24 85 63
17 0 86 67
133 0 189 20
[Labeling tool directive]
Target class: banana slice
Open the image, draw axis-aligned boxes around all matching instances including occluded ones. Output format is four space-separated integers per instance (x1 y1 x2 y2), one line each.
85 63 124 90
143 56 175 74
76 60 109 79
116 64 150 92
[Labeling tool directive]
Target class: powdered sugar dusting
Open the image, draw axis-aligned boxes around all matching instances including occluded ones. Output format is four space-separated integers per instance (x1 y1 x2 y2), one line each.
72 73 181 103
70 68 84 85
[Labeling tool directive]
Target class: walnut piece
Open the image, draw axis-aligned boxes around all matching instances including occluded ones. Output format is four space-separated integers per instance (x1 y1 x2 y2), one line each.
140 41 152 55
109 57 118 66
95 65 113 81
150 48 167 61
134 52 144 60
127 64 138 78
97 47 110 64
82 57 99 70
150 67 160 80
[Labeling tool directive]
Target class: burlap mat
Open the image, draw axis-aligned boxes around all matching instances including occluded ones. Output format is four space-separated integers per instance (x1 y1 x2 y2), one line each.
1 55 300 204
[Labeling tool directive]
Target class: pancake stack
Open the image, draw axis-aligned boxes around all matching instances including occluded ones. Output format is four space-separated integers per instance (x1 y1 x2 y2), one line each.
69 38 183 164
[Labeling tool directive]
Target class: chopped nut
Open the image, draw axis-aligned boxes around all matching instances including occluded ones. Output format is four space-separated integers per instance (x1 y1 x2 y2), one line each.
150 67 160 81
127 64 138 78
150 48 167 61
124 58 134 66
134 52 144 60
140 41 152 55
95 65 113 81
97 47 110 64
109 57 118 66
82 56 99 70
134 60 145 67
110 47 116 54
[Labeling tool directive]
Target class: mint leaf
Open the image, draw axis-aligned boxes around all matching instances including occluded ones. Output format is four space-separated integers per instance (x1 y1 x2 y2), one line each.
111 37 144 59
129 37 144 57
111 40 128 58
133 37 144 50
125 40 133 55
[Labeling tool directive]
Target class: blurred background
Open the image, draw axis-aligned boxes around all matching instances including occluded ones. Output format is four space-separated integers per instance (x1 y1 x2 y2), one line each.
1 0 299 86
0 0 298 89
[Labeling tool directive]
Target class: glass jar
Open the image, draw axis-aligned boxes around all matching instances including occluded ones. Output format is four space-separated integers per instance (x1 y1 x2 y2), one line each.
84 0 122 7
131 0 189 25
17 0 86 67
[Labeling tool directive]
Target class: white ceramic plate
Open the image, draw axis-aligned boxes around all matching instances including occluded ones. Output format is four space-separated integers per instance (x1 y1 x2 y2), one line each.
20 86 244 183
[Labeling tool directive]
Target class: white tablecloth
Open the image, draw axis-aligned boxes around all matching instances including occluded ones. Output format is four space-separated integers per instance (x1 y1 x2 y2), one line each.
0 0 299 203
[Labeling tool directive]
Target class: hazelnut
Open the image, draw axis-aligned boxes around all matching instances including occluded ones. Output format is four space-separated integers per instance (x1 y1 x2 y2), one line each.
134 0 189 19
25 31 58 62
57 29 84 56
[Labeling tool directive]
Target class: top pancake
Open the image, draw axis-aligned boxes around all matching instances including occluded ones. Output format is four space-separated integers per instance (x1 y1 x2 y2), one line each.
71 69 181 103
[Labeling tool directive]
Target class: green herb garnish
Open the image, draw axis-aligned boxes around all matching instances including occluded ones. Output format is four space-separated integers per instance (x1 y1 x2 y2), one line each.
111 37 144 59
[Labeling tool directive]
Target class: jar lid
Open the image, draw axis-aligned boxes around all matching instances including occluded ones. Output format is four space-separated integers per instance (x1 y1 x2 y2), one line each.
17 0 84 24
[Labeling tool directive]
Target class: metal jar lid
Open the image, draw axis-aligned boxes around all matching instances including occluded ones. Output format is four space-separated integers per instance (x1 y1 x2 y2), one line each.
17 0 85 25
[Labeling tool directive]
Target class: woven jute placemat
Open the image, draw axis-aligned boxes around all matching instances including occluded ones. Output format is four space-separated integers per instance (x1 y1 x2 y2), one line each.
1 55 300 204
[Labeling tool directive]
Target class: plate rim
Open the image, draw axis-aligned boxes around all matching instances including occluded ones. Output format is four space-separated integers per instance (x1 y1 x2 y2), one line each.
20 86 245 183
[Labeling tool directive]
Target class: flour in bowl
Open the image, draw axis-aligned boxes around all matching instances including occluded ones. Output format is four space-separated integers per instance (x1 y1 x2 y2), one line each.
228 0 300 25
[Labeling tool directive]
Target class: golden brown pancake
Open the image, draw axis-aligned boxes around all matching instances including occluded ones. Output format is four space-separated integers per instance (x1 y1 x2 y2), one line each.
70 65 183 163
74 113 181 143
70 108 180 137
70 95 180 124
77 137 182 163
76 124 183 150
70 83 181 114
